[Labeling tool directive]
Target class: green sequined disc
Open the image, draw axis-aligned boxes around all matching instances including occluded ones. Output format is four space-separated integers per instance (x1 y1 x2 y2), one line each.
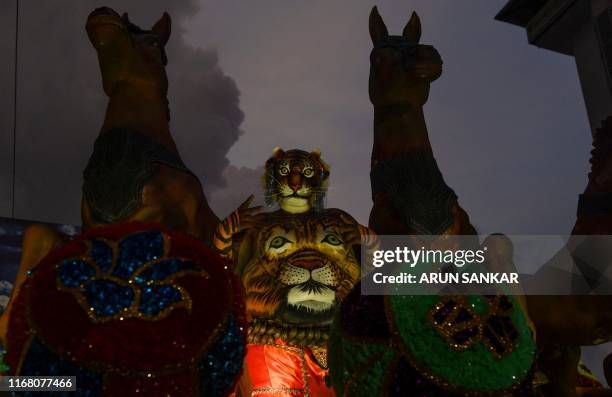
387 294 535 392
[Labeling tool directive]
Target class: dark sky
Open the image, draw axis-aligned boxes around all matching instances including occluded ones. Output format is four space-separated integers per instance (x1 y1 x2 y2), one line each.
0 0 592 234
190 0 591 235
1 0 608 381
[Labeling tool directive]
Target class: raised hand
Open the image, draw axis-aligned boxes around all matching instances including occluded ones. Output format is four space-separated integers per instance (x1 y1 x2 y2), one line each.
213 195 263 259
235 195 264 233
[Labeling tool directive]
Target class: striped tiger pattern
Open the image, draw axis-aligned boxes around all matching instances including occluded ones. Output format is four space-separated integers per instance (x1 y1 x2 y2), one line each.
212 210 240 259
234 208 372 326
263 147 330 212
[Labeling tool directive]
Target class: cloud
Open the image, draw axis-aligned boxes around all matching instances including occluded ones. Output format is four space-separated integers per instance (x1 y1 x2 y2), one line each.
208 165 266 219
181 0 591 234
0 0 244 225
167 43 244 194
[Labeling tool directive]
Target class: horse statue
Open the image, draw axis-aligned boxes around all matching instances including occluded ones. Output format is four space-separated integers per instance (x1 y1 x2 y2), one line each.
81 8 219 238
0 6 222 340
0 8 245 396
366 7 475 237
329 8 535 395
329 6 612 397
525 115 612 396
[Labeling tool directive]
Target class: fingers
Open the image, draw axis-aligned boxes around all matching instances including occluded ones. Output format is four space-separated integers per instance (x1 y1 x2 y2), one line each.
242 206 263 215
239 195 263 214
240 217 262 230
239 195 255 209
236 195 265 233
240 219 256 229
238 202 264 232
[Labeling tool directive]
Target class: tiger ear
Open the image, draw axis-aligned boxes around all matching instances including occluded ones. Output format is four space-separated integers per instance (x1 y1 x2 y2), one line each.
310 148 321 158
272 146 285 159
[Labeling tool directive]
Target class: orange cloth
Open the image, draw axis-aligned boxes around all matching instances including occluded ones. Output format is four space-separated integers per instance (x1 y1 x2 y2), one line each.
232 338 334 397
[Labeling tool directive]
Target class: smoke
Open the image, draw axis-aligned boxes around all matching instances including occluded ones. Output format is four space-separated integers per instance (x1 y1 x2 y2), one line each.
208 165 266 219
0 0 244 225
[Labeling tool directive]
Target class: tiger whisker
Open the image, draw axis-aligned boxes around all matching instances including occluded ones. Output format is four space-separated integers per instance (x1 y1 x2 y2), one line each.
267 174 284 185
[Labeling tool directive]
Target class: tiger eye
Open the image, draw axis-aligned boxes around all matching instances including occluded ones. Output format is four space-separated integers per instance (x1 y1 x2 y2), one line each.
303 168 314 178
279 165 290 176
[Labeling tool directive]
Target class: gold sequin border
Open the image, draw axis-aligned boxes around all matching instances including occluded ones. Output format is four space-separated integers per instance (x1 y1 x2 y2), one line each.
54 235 210 323
383 295 531 396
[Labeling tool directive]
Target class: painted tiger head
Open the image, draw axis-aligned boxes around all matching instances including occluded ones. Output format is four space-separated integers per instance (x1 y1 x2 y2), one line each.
238 210 361 328
263 147 330 214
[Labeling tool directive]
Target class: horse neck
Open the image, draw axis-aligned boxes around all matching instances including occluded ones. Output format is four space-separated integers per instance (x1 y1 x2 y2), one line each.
372 103 433 164
101 87 178 152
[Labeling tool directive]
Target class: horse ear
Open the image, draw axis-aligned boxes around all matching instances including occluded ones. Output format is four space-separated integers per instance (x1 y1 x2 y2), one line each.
402 11 421 45
152 12 171 46
310 148 321 158
272 146 285 159
369 6 388 45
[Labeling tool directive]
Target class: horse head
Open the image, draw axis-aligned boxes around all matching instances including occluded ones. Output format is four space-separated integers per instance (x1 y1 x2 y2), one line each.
86 7 171 103
368 6 442 108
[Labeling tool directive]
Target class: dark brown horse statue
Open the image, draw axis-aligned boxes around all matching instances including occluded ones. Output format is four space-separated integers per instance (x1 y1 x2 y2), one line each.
81 7 218 238
367 7 476 237
327 8 537 396
0 7 219 345
365 5 612 396
526 116 612 396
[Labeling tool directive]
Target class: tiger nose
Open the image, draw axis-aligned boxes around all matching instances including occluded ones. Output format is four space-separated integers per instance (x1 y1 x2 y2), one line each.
291 258 326 271
289 172 302 192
